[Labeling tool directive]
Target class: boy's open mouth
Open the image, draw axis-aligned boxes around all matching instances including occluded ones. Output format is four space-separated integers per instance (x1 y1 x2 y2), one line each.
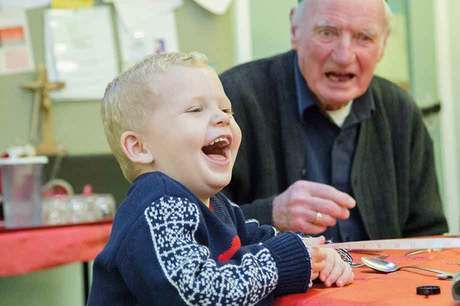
202 136 231 160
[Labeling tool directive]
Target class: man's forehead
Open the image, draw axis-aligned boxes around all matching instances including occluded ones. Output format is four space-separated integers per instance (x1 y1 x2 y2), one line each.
305 0 384 19
305 0 385 32
312 16 382 34
305 0 384 9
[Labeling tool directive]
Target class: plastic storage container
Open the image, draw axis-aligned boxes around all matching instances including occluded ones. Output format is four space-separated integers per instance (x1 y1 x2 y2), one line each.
0 156 48 228
43 193 115 225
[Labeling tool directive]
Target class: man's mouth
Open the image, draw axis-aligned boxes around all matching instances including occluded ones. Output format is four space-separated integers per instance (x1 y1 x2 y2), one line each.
325 72 356 82
202 135 232 160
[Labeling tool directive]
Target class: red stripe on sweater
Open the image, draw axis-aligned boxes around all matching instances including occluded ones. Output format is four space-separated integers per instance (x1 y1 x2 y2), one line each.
218 236 241 263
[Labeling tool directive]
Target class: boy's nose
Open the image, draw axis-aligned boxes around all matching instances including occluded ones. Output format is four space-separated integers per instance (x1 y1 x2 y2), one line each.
211 110 230 126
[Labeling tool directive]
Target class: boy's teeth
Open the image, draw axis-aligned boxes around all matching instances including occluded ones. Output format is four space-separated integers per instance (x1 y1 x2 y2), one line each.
209 137 228 146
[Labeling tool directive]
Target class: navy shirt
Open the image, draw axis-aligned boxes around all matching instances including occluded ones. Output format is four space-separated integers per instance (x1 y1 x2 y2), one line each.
294 58 372 242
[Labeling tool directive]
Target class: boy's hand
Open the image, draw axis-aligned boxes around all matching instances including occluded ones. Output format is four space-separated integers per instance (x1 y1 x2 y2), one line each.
319 248 354 287
309 246 326 280
302 235 326 281
302 235 353 286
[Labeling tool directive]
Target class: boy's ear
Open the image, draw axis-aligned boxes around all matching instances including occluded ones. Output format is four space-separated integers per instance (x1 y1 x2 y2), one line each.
120 131 154 164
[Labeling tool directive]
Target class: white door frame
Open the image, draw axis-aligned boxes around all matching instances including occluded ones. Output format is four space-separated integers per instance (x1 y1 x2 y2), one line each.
233 0 252 64
434 0 459 233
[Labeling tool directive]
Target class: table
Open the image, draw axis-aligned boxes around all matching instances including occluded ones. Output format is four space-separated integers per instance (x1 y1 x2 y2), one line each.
0 221 111 303
275 249 460 306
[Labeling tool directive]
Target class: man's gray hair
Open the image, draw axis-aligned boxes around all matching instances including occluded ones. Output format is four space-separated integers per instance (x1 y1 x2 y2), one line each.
101 52 209 181
294 0 393 38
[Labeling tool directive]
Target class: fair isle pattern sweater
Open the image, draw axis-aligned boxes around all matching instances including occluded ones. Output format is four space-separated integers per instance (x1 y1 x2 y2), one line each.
88 172 312 306
145 196 277 304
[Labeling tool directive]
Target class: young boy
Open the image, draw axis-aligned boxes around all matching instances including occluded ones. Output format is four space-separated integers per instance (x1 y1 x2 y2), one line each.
88 52 353 306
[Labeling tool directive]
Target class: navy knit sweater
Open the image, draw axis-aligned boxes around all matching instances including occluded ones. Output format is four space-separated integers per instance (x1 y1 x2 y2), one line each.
88 172 312 305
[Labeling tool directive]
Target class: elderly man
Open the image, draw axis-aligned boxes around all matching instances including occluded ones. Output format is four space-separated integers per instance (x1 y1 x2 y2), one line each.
220 0 448 241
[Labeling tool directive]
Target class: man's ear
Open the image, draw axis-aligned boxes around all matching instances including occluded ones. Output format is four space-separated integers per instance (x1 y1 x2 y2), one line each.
377 33 390 62
120 131 154 164
289 7 296 23
290 7 298 49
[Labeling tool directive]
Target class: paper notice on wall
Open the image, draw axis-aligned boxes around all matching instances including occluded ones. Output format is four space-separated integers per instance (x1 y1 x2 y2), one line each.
51 0 94 9
44 6 118 100
0 0 50 9
0 9 35 75
114 0 182 31
114 0 180 71
193 0 232 15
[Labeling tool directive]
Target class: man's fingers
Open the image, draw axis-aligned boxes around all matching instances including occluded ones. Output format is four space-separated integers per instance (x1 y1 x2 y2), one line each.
273 180 356 233
303 181 356 209
297 196 349 221
299 222 327 235
309 208 339 226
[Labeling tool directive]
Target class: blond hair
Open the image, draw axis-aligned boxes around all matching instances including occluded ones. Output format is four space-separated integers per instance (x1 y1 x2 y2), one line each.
101 51 209 182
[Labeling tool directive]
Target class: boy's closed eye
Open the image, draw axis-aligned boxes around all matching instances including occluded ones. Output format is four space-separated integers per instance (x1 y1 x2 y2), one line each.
221 108 234 116
186 105 203 113
186 105 234 116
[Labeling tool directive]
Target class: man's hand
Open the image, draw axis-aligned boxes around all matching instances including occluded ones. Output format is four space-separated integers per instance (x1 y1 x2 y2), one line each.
272 180 356 234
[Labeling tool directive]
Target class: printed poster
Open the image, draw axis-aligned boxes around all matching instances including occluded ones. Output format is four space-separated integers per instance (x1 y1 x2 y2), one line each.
114 0 181 70
0 0 50 9
0 9 35 75
44 6 118 100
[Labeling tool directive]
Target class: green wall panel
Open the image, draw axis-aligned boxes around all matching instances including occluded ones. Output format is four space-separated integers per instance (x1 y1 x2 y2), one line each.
0 1 236 155
250 0 297 60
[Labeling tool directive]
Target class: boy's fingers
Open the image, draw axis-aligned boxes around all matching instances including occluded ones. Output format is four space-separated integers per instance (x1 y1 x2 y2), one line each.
319 256 334 282
308 236 326 246
335 266 354 287
324 261 344 287
311 247 326 262
312 260 325 272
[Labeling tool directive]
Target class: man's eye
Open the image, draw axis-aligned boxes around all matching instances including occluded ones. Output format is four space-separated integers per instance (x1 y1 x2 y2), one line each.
357 33 373 42
318 29 336 38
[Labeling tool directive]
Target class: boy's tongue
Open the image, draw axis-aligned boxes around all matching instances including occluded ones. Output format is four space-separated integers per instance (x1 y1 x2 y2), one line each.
202 140 227 160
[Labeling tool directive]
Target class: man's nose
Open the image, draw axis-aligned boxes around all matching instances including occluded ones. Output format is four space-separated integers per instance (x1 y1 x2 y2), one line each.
211 110 230 126
331 36 355 65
